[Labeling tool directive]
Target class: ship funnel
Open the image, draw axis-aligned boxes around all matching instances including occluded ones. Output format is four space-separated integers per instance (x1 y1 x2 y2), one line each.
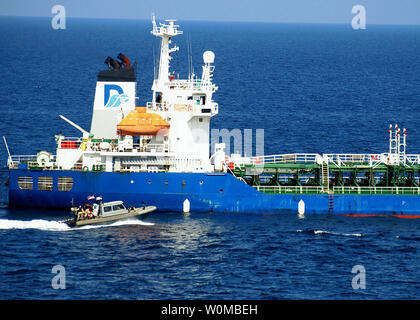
90 60 137 139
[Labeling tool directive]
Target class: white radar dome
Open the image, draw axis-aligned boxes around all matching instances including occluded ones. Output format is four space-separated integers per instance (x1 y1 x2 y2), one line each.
203 51 215 64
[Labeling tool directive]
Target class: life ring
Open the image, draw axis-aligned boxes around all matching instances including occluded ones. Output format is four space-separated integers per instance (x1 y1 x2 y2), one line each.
80 143 87 150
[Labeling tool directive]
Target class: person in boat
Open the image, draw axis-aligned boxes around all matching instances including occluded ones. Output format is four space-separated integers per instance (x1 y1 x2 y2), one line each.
82 204 90 219
73 206 83 221
83 203 94 219
92 203 99 217
86 209 93 219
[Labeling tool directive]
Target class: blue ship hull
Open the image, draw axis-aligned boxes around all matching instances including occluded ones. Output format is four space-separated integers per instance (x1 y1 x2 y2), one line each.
7 169 420 216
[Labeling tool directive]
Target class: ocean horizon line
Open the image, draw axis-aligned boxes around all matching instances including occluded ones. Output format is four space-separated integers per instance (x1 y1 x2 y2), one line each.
1 14 420 27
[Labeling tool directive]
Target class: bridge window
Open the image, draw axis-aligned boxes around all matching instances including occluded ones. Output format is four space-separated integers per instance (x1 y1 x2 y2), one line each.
38 176 53 191
18 176 33 190
58 177 73 191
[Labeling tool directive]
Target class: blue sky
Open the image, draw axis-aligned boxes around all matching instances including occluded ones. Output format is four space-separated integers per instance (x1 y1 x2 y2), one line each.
1 0 419 25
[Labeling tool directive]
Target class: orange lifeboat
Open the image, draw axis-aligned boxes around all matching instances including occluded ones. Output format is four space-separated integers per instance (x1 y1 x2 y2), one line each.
117 107 170 136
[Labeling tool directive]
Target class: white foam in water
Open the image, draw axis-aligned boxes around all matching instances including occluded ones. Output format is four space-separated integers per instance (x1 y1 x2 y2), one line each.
0 218 154 231
296 229 362 237
0 219 71 231
314 230 362 237
77 219 154 230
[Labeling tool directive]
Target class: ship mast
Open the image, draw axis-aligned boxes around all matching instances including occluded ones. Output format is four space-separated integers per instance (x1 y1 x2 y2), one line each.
388 124 407 165
151 15 183 100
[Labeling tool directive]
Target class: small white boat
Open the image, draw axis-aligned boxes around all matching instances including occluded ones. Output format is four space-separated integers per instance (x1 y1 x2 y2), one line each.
64 200 156 227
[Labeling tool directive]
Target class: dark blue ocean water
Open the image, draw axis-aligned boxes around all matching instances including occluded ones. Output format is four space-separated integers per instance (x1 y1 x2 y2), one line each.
1 16 420 299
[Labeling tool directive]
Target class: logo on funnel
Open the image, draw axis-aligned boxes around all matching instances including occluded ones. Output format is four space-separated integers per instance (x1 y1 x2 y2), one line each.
104 84 129 108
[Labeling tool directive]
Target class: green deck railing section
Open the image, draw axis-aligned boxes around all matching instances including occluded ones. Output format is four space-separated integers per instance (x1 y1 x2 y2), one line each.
332 186 420 195
252 185 420 195
232 159 420 196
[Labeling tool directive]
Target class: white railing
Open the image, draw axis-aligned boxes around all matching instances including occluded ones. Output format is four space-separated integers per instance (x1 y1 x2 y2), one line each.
59 137 83 141
146 101 170 112
405 154 420 165
166 79 210 90
10 155 37 163
153 78 214 91
146 101 217 114
250 153 320 165
151 24 183 37
9 155 57 169
120 157 203 172
253 185 324 194
245 152 420 167
333 186 420 195
325 153 382 165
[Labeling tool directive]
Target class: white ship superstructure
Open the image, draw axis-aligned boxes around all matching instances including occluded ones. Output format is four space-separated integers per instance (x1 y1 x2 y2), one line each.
43 17 223 174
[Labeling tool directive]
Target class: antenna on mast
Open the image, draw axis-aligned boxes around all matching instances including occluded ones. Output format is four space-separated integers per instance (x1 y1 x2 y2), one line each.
187 33 191 79
187 33 194 79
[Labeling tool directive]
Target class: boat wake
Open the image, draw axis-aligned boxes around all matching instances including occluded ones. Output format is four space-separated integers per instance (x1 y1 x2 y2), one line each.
297 229 363 237
0 219 71 231
0 218 154 231
76 219 155 230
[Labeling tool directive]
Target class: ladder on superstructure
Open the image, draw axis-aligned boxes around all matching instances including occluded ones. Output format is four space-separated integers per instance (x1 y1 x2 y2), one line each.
321 162 329 191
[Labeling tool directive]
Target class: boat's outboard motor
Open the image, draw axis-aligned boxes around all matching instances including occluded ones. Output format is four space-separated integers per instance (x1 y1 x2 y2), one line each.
105 56 122 70
118 53 131 69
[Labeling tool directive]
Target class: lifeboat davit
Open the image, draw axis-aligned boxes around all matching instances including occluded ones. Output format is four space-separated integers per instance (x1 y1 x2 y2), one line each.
117 107 170 136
